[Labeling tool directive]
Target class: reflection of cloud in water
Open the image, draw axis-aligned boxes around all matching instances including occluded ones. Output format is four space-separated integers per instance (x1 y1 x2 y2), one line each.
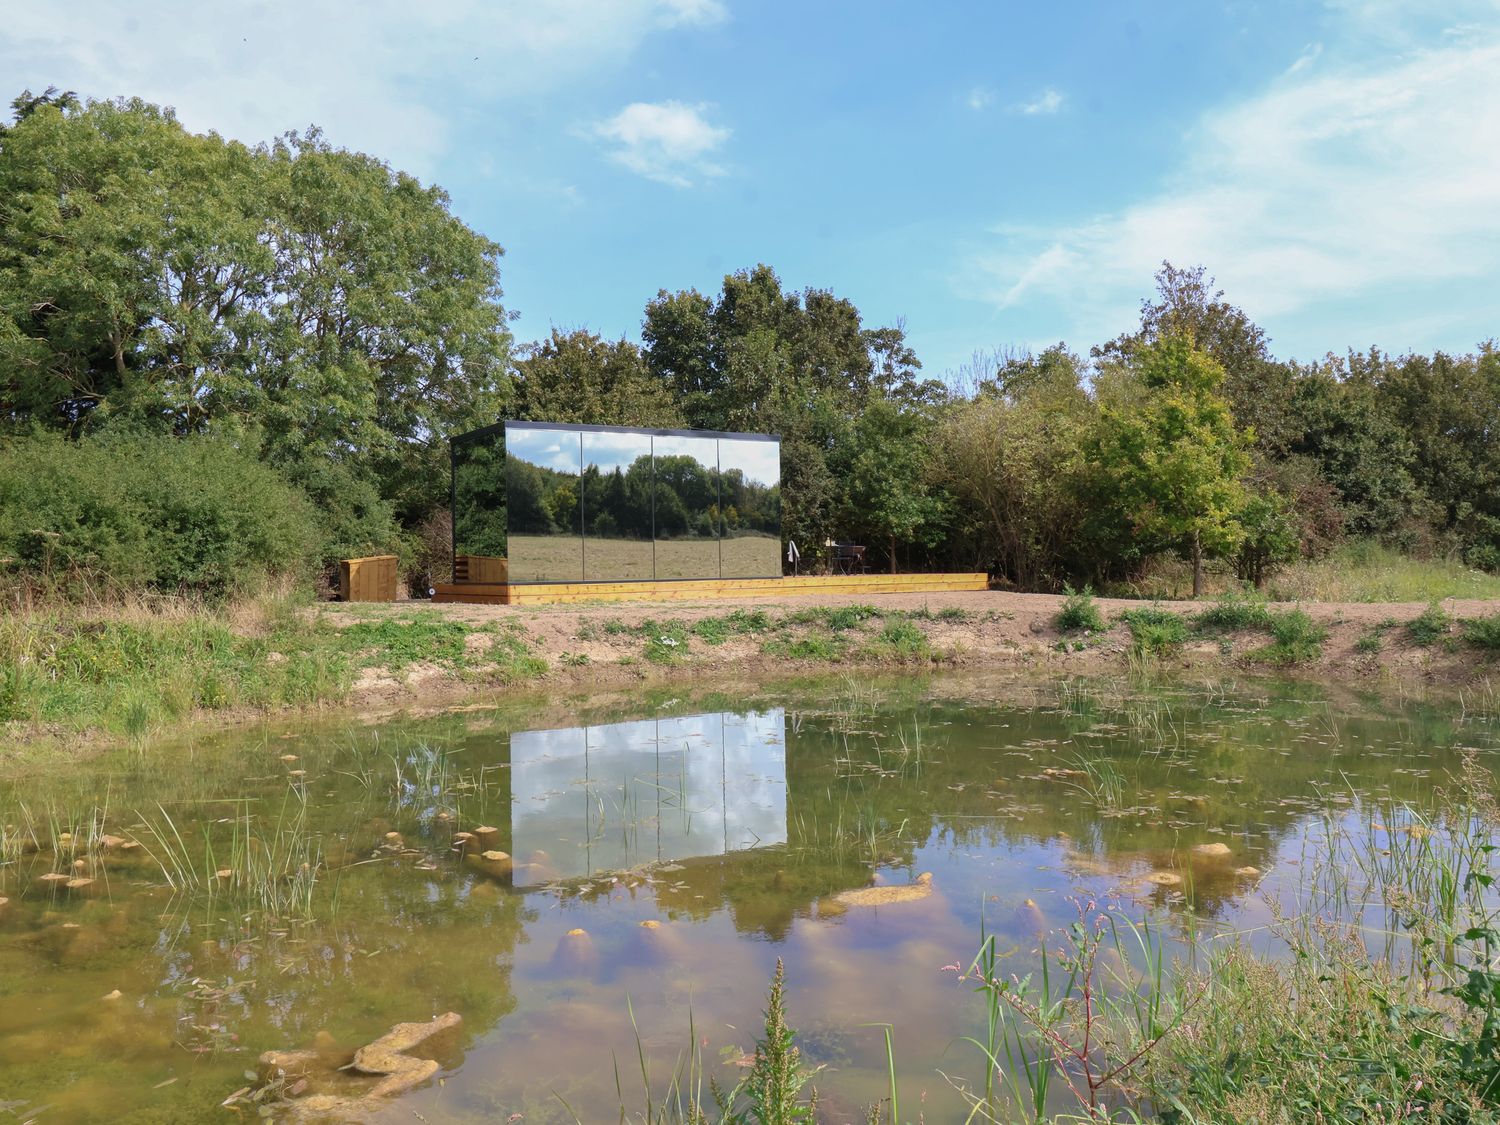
510 710 787 885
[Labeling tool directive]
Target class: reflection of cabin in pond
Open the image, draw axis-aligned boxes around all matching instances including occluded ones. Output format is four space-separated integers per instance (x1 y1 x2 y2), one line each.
501 710 788 890
434 419 987 604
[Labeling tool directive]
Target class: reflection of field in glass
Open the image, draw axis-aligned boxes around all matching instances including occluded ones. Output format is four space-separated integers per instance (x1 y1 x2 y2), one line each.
651 537 717 580
506 532 781 582
507 534 583 582
584 537 654 581
720 532 780 578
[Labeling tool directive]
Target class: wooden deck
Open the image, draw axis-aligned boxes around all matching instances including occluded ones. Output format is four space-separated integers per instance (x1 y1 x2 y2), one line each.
431 572 990 606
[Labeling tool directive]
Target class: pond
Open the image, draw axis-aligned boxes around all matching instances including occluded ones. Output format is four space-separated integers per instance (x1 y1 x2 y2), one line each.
2 672 1497 1123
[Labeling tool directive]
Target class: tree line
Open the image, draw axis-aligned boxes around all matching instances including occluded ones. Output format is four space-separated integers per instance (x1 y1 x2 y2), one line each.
2 91 1497 595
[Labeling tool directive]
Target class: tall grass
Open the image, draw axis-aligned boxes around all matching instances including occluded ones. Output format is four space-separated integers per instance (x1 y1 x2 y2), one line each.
1268 542 1500 603
134 791 325 920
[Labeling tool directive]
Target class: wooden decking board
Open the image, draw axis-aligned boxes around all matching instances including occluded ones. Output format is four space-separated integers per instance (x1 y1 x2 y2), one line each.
432 572 988 606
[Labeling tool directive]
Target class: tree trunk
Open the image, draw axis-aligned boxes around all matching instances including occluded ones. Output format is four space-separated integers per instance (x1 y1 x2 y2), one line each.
889 535 898 575
1192 532 1204 598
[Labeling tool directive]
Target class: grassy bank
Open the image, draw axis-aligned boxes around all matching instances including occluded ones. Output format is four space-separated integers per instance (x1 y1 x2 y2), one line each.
1114 543 1500 604
0 595 547 744
6 583 1500 753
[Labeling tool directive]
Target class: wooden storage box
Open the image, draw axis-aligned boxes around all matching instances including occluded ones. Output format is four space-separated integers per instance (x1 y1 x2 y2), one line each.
454 555 508 584
339 555 399 602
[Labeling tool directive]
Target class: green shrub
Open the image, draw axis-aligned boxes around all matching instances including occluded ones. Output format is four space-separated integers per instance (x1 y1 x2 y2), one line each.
1462 614 1500 651
764 634 844 661
1055 586 1105 633
0 432 319 598
1119 606 1189 657
1354 629 1383 655
1252 609 1328 665
870 619 932 659
1194 591 1273 633
1406 602 1451 646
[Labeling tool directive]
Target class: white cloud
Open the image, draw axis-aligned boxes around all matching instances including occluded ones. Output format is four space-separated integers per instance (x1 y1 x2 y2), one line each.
591 101 729 187
0 0 726 179
973 33 1500 352
1014 87 1065 115
966 86 997 111
657 0 729 26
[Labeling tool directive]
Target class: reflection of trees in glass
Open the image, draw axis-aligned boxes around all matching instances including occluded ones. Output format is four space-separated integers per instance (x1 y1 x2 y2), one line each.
653 452 719 539
582 456 654 540
719 469 780 538
506 455 579 535
452 434 507 557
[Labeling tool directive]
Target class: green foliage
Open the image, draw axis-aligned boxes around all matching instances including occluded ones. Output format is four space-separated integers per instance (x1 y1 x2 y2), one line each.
1232 489 1301 588
1251 609 1328 665
0 94 508 537
868 620 932 660
1055 586 1106 634
1354 629 1383 655
513 328 684 427
643 621 691 664
1407 602 1452 647
1462 615 1500 652
722 960 819 1124
1119 606 1189 657
1087 334 1251 590
1193 591 1273 633
931 346 1092 589
835 397 952 572
762 634 846 662
691 609 774 645
0 432 318 597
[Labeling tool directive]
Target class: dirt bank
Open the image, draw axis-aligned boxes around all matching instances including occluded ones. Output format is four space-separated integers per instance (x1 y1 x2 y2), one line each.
331 589 1500 715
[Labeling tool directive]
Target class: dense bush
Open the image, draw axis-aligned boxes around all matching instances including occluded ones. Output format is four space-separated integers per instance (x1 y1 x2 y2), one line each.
0 433 319 597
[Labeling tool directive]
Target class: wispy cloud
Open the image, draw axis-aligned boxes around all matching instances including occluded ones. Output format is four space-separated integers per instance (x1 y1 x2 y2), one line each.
592 101 730 187
0 0 727 178
1014 87 1065 115
657 0 729 26
973 32 1500 352
966 85 997 111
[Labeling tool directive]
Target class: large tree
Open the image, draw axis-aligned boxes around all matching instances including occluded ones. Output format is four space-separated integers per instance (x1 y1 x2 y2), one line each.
1096 262 1297 456
0 94 511 538
512 328 683 427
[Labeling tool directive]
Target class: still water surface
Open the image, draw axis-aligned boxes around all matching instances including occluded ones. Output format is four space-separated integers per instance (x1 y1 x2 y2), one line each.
2 674 1496 1122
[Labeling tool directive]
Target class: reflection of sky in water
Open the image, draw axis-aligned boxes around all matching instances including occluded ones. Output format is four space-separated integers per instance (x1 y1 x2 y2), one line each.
510 709 787 883
506 424 581 474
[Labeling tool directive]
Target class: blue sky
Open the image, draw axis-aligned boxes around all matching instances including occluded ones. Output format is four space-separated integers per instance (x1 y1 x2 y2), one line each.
6 0 1499 378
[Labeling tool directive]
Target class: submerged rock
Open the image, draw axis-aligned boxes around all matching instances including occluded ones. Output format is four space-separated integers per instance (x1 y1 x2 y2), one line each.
1142 871 1183 888
831 872 934 908
1191 842 1233 860
1013 897 1047 938
550 927 600 976
257 1012 462 1119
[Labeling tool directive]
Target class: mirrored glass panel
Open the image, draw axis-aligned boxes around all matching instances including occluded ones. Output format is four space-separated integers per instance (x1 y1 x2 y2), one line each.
508 709 787 887
581 430 654 581
451 428 507 581
505 423 583 582
717 437 781 578
652 433 719 579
